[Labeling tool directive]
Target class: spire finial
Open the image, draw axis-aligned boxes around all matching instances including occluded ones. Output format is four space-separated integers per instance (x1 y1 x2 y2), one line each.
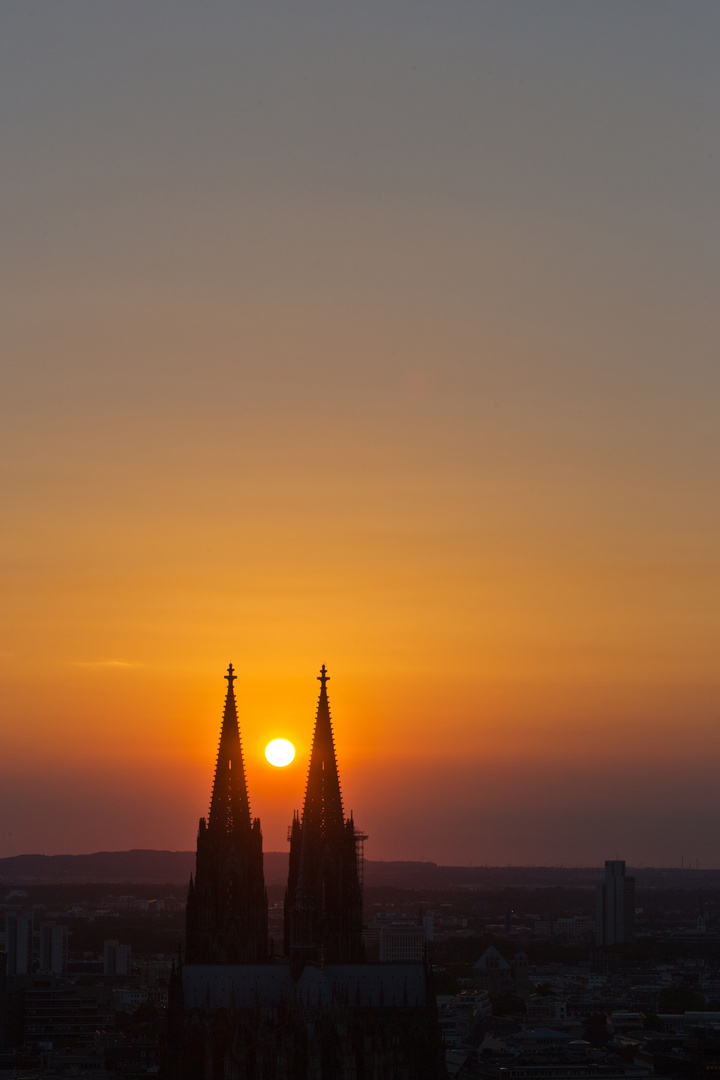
226 664 236 686
318 664 329 689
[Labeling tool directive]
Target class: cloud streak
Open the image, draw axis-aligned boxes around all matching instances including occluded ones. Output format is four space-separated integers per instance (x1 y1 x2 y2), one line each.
71 660 144 669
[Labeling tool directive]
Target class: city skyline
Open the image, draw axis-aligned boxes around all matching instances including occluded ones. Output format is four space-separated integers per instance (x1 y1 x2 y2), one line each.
2 2 719 866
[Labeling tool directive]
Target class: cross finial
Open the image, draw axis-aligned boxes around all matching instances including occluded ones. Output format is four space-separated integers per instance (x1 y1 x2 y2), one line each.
318 664 329 689
225 663 236 685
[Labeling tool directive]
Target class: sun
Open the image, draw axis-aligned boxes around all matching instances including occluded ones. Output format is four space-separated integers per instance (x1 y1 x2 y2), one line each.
265 738 295 768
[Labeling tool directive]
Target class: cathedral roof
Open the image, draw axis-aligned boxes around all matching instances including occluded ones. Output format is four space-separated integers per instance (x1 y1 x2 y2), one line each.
473 945 510 970
182 963 429 1009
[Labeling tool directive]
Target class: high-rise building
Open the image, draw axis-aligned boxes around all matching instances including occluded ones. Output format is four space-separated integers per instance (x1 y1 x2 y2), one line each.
103 940 131 976
185 664 267 964
284 665 363 970
596 860 635 946
39 922 68 975
378 923 426 963
5 913 33 976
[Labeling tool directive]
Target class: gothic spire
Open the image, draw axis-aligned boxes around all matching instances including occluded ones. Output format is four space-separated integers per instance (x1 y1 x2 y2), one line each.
207 663 252 834
284 666 364 968
300 664 345 838
186 665 267 964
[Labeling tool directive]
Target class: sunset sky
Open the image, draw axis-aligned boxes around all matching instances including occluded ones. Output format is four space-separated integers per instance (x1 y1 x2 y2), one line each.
2 2 719 866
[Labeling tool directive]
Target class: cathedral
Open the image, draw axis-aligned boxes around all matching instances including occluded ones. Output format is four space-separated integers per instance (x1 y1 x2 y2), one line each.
166 665 445 1080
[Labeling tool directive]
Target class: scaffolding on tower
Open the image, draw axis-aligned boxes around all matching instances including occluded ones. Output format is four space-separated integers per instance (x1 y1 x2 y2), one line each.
354 826 368 893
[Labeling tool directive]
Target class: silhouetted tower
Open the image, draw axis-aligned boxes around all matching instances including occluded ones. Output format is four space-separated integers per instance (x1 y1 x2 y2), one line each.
596 860 635 946
284 666 363 971
185 665 267 963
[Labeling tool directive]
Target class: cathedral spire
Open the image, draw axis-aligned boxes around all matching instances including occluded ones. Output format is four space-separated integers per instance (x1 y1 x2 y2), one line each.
207 663 251 835
284 666 364 969
186 665 267 964
299 664 345 839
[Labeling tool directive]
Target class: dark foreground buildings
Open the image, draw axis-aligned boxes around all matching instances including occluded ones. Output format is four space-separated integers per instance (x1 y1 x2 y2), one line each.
166 665 445 1080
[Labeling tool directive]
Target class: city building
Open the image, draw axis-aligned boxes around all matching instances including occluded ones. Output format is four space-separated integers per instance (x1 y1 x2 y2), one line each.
103 940 131 976
553 916 596 938
596 860 635 946
38 922 68 975
363 910 434 961
472 945 513 995
23 983 114 1048
378 922 427 962
4 914 33 977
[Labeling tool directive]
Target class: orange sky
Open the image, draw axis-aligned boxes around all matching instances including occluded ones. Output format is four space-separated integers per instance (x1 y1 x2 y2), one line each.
2 2 719 864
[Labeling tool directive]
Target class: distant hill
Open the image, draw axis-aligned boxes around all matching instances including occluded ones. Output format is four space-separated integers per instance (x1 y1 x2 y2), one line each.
0 850 196 885
1 851 718 889
0 850 288 885
0 850 434 886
